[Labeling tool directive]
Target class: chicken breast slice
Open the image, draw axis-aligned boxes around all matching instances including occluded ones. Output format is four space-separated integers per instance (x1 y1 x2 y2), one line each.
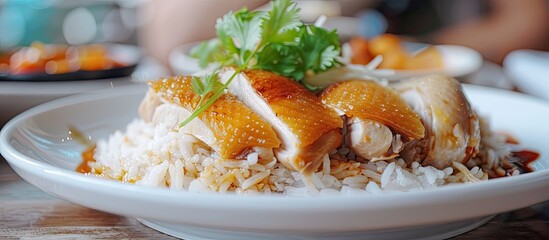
220 68 343 174
139 76 281 160
392 75 481 169
321 80 425 161
138 89 162 122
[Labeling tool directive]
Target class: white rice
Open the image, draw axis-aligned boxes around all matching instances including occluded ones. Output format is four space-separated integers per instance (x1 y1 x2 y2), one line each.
88 117 517 196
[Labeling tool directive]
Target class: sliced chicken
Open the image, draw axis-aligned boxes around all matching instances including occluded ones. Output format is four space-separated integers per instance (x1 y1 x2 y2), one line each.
140 76 281 160
347 118 393 160
219 69 343 174
321 80 425 161
392 75 481 169
138 89 162 122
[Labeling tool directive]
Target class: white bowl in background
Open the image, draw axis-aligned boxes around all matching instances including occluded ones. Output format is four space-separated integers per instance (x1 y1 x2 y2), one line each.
383 44 483 81
170 41 482 82
504 49 549 101
169 42 216 76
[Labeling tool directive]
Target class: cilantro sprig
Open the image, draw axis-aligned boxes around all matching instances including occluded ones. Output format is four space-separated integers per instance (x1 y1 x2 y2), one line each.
178 73 224 127
183 0 341 127
191 73 222 106
191 73 223 97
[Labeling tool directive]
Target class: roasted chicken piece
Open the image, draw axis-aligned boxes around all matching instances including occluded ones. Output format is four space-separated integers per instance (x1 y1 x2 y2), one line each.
392 75 480 169
321 80 425 160
220 69 343 174
139 76 281 160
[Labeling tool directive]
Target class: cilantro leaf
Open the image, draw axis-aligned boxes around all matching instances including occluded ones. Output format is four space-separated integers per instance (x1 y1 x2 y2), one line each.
190 73 222 97
216 8 264 64
189 0 341 82
255 25 341 81
190 76 206 95
189 39 232 68
319 45 340 70
298 26 341 75
261 0 302 44
256 43 303 80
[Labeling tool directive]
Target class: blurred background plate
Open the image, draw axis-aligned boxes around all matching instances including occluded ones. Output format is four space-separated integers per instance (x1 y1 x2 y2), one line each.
504 49 549 101
169 41 209 76
170 41 482 82
372 43 483 81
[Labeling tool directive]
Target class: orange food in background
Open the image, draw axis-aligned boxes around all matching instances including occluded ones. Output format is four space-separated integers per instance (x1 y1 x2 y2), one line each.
1 42 126 75
368 34 405 56
405 46 443 70
378 50 408 69
349 37 372 65
350 34 443 70
45 60 73 74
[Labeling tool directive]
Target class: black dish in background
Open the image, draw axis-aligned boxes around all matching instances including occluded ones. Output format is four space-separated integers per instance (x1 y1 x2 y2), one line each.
0 44 140 82
0 64 137 82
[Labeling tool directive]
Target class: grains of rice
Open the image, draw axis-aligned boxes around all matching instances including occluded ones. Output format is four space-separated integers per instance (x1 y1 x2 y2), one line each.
452 162 480 182
247 152 259 165
242 170 270 190
495 166 506 176
249 163 266 172
380 162 395 188
168 160 184 190
141 161 169 187
362 169 381 182
342 175 368 187
89 117 519 196
510 169 520 176
263 158 277 169
322 154 330 175
311 173 326 189
365 182 382 194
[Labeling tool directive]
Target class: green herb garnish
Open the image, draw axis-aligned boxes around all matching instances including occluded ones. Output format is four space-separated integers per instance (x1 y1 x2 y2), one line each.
190 73 223 98
181 0 341 127
179 73 224 127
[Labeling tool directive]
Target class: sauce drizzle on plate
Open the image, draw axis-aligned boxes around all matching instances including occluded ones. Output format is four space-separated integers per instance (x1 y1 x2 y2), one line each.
512 150 540 173
77 146 96 173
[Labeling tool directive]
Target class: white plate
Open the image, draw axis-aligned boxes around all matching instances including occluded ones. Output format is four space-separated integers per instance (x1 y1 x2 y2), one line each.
1 84 548 239
0 78 137 126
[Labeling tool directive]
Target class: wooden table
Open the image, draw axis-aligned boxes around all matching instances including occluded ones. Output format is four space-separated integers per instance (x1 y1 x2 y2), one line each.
1 157 547 239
